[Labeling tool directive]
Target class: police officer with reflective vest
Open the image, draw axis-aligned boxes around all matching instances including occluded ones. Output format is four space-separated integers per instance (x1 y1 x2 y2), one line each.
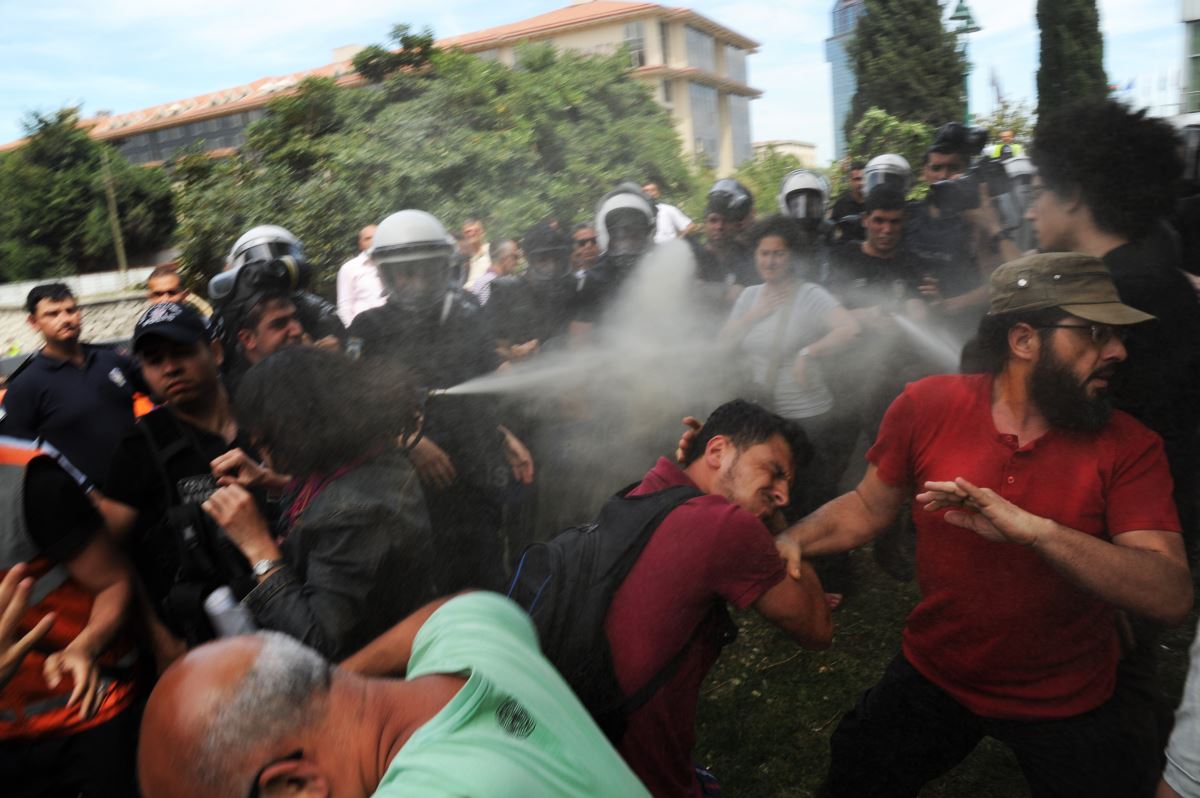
0 439 140 798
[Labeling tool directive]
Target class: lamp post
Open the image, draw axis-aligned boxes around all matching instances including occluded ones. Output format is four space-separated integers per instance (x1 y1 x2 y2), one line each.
93 111 130 281
948 0 981 124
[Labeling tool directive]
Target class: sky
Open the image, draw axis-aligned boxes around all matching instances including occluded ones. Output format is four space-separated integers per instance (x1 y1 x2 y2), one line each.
0 0 1187 164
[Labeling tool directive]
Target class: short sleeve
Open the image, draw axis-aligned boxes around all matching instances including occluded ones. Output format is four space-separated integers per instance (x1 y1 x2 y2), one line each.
801 283 843 318
1 371 40 440
728 285 756 322
1105 422 1182 535
407 593 543 680
24 456 102 562
866 388 918 489
694 503 784 609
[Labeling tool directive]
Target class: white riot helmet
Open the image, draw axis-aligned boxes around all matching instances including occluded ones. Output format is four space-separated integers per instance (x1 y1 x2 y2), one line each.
864 154 913 196
370 210 456 313
777 169 830 222
226 224 304 271
595 183 656 270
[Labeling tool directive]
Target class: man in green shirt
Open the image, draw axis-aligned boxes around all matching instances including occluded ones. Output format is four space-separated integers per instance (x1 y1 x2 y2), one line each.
137 592 650 798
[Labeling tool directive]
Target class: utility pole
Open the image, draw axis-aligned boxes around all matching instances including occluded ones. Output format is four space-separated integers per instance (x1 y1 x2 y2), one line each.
948 0 981 125
94 111 129 281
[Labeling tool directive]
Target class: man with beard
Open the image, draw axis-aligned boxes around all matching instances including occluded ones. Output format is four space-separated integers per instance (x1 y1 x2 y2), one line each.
783 252 1191 797
2 284 141 486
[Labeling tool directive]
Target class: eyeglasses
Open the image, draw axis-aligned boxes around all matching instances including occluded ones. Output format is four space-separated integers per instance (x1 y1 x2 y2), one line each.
247 749 304 798
1035 323 1128 346
573 238 597 248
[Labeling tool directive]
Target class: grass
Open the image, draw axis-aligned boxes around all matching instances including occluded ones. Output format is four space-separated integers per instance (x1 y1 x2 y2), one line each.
693 545 1198 797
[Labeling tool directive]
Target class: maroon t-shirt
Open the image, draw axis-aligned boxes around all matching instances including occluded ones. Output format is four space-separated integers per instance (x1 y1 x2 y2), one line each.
605 457 785 797
869 373 1181 720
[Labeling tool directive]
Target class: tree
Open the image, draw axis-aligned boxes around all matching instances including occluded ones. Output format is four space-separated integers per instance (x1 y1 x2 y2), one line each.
842 107 933 197
352 24 438 83
680 146 809 219
846 0 967 139
0 109 174 279
174 35 694 290
1036 0 1107 119
972 98 1035 143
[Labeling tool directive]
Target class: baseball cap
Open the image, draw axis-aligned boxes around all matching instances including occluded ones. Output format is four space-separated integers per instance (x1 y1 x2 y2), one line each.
987 252 1155 326
132 302 211 352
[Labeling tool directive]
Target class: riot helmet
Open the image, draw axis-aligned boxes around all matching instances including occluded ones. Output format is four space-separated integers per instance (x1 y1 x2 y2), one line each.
209 224 311 330
521 222 571 283
777 170 830 223
706 178 754 222
370 210 456 314
595 184 656 272
863 154 913 196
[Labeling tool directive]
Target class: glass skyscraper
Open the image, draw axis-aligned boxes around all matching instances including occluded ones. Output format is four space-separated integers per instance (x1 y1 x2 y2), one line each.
825 0 867 160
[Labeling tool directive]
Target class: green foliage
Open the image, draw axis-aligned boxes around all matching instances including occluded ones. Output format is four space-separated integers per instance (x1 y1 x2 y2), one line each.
1036 0 1107 119
351 24 438 83
175 36 694 290
846 107 934 193
846 0 967 139
0 109 174 279
972 98 1035 142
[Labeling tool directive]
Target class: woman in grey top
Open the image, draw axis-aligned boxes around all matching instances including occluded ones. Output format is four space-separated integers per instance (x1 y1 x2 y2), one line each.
721 215 860 518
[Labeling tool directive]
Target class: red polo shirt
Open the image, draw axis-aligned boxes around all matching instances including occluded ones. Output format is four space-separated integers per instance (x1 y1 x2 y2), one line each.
869 373 1181 720
606 458 785 797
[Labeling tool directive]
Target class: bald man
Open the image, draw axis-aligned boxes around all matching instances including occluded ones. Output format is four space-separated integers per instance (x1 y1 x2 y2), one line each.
138 592 651 798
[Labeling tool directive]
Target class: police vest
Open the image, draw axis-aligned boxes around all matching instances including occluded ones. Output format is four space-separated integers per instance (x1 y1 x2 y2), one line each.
0 438 137 740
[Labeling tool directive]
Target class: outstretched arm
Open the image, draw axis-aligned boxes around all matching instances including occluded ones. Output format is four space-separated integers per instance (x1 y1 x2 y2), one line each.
340 595 460 676
786 465 907 558
919 478 1193 625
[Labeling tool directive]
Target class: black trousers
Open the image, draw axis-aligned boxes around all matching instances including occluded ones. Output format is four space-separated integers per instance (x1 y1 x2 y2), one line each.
0 703 141 798
822 653 1160 798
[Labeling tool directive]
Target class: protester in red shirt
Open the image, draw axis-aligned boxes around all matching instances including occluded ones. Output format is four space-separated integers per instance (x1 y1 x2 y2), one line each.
607 399 832 797
787 252 1192 797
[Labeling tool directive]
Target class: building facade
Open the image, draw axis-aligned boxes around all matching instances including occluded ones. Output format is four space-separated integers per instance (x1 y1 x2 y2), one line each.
825 0 866 161
440 1 760 173
1184 0 1200 115
3 2 759 175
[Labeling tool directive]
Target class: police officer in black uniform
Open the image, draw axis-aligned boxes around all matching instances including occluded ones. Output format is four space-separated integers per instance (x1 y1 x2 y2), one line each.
348 210 533 591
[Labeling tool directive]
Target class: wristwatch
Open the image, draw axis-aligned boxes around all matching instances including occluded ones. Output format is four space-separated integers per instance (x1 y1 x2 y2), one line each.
252 558 285 578
798 347 811 358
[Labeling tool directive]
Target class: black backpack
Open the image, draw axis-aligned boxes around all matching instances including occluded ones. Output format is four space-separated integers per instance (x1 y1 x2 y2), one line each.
507 483 737 741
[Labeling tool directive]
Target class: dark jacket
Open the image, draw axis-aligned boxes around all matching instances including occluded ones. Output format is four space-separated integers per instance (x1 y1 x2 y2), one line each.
242 449 438 660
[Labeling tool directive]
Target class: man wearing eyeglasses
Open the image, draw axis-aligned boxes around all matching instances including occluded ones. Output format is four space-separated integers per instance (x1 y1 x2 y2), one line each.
136 592 651 798
780 252 1191 797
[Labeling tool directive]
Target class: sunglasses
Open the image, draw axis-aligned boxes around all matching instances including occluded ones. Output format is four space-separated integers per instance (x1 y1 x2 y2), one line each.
1035 323 1128 346
573 238 598 247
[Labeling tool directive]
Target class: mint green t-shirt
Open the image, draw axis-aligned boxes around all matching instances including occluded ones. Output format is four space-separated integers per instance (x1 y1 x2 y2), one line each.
371 592 651 797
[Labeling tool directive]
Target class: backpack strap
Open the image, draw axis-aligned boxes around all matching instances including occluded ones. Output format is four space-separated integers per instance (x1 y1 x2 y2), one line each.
136 409 200 507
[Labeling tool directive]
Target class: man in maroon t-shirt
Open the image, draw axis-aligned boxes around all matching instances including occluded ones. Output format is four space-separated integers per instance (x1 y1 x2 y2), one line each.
608 400 832 797
787 252 1192 797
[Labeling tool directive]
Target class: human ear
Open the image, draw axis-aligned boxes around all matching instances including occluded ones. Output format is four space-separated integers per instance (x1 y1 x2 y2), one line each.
256 758 329 797
1007 322 1040 363
704 435 727 469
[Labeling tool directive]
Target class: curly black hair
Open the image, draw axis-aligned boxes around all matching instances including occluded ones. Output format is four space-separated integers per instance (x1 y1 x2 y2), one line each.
1033 100 1181 241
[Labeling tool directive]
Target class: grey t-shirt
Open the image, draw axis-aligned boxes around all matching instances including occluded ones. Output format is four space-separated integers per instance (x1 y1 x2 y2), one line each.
729 282 842 419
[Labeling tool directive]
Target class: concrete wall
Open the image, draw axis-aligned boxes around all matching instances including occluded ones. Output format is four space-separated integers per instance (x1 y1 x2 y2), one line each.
0 267 154 309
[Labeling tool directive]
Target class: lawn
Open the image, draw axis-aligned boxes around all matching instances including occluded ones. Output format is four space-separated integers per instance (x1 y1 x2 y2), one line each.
694 545 1198 797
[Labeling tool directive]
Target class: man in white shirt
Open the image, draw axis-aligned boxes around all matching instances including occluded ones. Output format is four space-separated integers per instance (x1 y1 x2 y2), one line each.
643 182 693 243
335 225 383 326
461 217 492 287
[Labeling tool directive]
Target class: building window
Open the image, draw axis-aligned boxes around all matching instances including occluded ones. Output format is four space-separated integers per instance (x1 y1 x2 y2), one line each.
662 80 674 105
685 25 716 73
724 45 747 84
729 94 752 166
475 48 501 62
688 81 719 165
660 21 671 65
625 21 646 67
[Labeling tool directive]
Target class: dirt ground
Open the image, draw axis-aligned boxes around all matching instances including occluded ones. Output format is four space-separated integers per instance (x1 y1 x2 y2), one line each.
693 545 1198 797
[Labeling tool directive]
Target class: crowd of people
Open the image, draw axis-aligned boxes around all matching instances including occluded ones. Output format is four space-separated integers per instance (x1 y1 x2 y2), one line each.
1 97 1200 798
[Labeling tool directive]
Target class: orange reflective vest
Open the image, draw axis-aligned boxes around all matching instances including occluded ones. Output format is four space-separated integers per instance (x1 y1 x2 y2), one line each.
0 438 138 739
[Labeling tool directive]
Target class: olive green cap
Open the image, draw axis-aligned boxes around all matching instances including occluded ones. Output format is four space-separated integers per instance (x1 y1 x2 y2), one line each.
987 252 1154 325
